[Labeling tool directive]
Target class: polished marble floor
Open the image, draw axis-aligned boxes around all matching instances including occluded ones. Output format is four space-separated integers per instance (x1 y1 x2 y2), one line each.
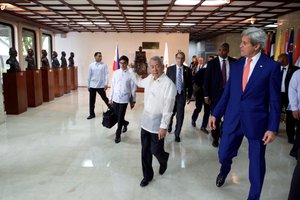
0 88 296 200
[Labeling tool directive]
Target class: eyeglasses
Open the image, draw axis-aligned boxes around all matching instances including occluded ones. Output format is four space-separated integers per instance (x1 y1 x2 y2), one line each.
119 61 127 65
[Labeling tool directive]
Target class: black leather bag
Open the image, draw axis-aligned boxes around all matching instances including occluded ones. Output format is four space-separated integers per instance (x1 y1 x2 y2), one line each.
102 109 117 128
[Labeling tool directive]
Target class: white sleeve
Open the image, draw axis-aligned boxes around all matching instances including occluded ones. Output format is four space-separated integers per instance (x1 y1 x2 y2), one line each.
160 81 177 129
104 64 109 85
129 68 150 88
87 64 92 87
109 72 116 101
289 72 299 111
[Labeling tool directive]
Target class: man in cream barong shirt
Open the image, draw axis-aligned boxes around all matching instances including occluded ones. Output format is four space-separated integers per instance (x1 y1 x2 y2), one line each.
130 56 176 187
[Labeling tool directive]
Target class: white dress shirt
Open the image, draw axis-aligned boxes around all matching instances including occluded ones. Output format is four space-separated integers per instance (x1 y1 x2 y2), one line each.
288 70 300 111
109 68 137 104
244 52 261 82
87 61 108 88
130 71 177 133
218 56 230 81
281 64 289 92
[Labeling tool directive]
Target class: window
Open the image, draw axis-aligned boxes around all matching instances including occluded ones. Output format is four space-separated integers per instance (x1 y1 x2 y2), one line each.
22 28 36 69
42 33 52 65
0 22 14 72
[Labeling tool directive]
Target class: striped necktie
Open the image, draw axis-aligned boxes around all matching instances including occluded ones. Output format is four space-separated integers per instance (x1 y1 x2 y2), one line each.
177 67 182 94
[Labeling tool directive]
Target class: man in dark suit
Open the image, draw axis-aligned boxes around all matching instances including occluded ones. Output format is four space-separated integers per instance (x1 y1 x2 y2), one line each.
204 43 236 147
210 27 281 200
278 53 299 144
191 63 210 133
166 52 193 142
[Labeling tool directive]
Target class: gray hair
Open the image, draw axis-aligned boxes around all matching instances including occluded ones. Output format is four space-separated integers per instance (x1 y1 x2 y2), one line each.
150 56 164 66
242 27 267 50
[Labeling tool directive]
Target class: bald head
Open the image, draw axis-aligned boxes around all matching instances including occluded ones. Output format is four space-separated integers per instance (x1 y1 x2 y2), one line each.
278 53 289 66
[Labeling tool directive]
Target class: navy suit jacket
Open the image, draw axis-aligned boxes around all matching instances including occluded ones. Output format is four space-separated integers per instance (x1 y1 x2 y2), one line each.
212 54 281 140
204 56 236 107
166 65 193 99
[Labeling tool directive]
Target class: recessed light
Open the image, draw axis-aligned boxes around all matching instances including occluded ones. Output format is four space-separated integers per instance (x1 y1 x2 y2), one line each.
202 0 230 6
175 0 201 6
179 23 196 26
163 23 178 26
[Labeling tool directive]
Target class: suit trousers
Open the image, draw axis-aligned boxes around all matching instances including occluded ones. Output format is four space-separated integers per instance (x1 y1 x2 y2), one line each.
219 123 266 200
112 102 129 138
211 103 221 142
141 128 169 181
290 120 300 158
89 88 110 116
169 93 186 137
288 149 300 200
191 93 210 128
286 110 297 143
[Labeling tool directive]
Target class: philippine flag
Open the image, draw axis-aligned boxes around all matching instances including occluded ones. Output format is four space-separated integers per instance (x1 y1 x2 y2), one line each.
113 44 119 71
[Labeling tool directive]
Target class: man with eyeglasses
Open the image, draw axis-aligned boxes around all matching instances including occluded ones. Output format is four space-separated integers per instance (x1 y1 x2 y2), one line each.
109 55 137 143
130 56 176 187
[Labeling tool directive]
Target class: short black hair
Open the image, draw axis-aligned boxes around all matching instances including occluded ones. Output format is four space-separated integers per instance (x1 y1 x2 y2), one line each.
119 55 129 63
94 52 101 57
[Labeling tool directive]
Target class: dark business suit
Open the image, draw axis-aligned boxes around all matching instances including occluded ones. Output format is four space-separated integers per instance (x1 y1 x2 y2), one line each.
281 65 299 143
213 54 281 200
166 65 193 138
192 67 210 128
204 56 236 143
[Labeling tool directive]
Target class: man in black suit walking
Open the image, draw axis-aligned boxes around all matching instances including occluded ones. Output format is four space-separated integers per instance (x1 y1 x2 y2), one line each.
278 53 299 144
204 43 236 147
167 52 193 142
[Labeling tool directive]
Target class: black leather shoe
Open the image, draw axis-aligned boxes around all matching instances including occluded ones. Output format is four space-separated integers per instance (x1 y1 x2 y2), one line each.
216 174 227 187
175 136 181 143
159 153 169 175
191 121 196 127
201 127 209 134
122 124 128 133
212 140 219 148
140 179 150 187
87 115 95 120
168 126 172 133
115 137 121 143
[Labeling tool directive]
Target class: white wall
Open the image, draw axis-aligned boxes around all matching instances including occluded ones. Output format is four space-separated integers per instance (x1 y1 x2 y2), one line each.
54 32 190 86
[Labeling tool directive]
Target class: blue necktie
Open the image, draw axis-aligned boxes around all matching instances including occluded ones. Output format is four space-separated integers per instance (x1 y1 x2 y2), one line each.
178 67 182 94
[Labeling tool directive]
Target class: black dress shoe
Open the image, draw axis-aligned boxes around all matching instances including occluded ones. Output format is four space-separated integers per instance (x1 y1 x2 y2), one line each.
87 115 95 120
191 121 196 127
159 153 169 175
140 179 150 187
168 126 172 133
216 173 227 187
122 125 128 133
175 136 181 143
200 127 209 134
115 137 121 143
212 140 219 148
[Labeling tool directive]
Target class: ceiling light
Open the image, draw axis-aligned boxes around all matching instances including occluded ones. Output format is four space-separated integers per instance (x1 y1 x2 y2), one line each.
179 23 196 26
94 22 110 25
0 3 8 10
77 22 93 25
265 24 278 28
249 17 256 24
163 23 178 26
202 0 230 6
175 0 201 6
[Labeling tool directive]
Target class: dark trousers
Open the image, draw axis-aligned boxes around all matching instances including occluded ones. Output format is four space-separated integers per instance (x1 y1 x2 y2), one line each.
113 102 129 137
141 129 169 181
288 149 300 200
89 88 110 116
191 93 210 128
286 110 297 142
219 123 266 200
211 103 221 142
290 120 300 158
169 93 186 137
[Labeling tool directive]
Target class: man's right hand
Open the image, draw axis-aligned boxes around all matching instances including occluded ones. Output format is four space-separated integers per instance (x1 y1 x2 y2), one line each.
209 116 216 130
204 97 211 105
292 110 300 120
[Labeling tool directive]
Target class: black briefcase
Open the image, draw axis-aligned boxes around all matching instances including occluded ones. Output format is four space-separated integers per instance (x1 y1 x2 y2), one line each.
102 109 117 128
